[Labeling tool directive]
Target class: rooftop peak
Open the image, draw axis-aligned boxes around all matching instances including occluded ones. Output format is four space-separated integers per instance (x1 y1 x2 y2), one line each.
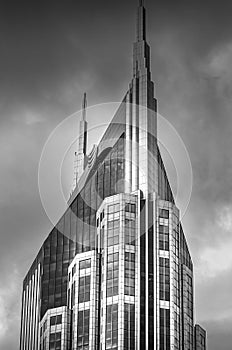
82 92 87 121
136 0 146 41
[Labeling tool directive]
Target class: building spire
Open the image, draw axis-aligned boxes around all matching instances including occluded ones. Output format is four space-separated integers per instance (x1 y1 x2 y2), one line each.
82 92 87 121
72 92 88 190
133 0 150 76
136 0 146 42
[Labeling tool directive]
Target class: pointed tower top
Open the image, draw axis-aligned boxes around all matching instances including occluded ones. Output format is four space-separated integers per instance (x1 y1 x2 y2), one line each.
136 0 146 41
82 92 87 121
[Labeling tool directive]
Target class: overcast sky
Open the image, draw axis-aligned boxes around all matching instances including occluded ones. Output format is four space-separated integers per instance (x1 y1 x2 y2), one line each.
1 0 232 348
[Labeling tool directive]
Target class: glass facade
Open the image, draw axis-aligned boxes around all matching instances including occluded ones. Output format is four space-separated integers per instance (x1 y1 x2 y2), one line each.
159 225 169 251
160 308 170 350
40 231 76 318
124 304 135 350
68 250 100 350
77 310 90 350
124 252 135 296
39 306 71 350
106 252 119 297
105 304 118 349
96 193 138 350
159 258 170 302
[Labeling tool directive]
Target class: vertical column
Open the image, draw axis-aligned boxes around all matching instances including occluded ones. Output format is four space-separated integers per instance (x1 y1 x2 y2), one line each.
125 91 132 193
31 271 36 349
24 285 29 350
28 275 34 349
153 193 158 349
136 191 141 350
145 198 149 350
26 280 32 350
35 264 41 350
131 78 139 192
20 289 26 350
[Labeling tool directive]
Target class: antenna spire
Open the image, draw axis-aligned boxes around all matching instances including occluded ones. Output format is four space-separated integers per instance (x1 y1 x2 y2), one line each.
136 0 146 41
72 92 88 190
82 92 87 121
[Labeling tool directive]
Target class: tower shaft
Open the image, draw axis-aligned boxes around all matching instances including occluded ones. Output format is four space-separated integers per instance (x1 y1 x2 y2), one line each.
73 93 88 190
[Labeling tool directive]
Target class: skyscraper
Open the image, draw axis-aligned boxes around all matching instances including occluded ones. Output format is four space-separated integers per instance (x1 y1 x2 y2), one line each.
19 1 206 350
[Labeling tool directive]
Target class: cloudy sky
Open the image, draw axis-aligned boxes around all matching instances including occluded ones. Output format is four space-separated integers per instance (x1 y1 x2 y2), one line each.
1 0 232 348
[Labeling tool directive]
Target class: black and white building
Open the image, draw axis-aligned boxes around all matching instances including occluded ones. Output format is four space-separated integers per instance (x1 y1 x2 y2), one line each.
20 1 206 349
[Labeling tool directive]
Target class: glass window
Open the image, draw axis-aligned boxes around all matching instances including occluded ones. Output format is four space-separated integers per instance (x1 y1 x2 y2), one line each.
79 259 91 270
159 209 169 219
159 308 170 350
159 225 169 251
106 304 118 349
56 315 62 324
159 258 170 301
124 252 135 296
108 203 120 214
124 304 135 350
77 310 90 349
50 314 62 326
125 203 136 213
107 219 120 247
78 275 91 303
50 316 56 326
107 253 119 297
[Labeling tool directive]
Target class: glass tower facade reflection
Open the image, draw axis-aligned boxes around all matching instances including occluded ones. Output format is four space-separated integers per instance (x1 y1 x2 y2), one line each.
20 1 206 350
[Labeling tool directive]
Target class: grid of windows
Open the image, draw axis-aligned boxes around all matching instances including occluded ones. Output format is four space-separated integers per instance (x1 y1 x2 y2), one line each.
124 304 135 350
174 311 180 350
159 225 169 251
173 261 180 307
186 275 193 319
125 252 135 296
180 225 193 271
160 308 170 350
125 218 136 245
40 231 76 318
107 219 120 246
106 304 118 350
75 128 125 251
78 276 91 303
77 310 90 350
157 148 175 203
49 332 61 350
107 253 119 297
23 127 126 344
159 258 170 301
186 323 193 350
173 229 179 258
